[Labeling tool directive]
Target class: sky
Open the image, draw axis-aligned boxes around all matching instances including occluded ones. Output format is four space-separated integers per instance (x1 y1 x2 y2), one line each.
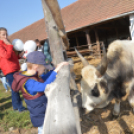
0 0 77 35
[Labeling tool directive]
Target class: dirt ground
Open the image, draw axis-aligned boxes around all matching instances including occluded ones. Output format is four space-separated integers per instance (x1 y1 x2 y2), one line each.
74 56 134 134
80 99 134 134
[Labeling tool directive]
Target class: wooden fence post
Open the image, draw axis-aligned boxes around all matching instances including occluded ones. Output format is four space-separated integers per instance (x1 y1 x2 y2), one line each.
41 0 81 134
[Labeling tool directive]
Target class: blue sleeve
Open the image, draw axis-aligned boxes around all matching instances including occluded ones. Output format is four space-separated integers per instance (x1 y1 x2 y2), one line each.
24 71 57 95
40 70 53 81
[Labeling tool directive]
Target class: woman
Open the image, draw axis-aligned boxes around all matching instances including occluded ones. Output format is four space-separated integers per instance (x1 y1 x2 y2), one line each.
0 27 26 112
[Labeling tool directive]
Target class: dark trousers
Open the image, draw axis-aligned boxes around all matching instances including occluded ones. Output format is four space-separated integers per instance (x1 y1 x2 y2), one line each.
6 72 25 111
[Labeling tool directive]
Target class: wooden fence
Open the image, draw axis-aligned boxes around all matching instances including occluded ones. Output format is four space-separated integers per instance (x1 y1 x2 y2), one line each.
66 41 104 58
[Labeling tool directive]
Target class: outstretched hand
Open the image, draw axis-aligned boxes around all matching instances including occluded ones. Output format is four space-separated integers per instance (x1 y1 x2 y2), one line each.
54 62 69 73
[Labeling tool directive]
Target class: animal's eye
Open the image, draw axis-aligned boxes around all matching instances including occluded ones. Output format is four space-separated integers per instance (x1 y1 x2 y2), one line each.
100 80 107 89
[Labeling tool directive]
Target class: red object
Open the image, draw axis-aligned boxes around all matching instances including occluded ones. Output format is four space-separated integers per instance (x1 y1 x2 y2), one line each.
12 71 44 100
0 40 20 75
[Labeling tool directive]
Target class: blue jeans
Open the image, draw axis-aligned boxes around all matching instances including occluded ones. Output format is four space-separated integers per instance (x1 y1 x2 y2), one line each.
38 124 43 134
6 72 25 111
0 77 10 90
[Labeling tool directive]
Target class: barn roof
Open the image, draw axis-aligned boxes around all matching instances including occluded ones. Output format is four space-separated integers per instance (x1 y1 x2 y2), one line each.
9 0 134 42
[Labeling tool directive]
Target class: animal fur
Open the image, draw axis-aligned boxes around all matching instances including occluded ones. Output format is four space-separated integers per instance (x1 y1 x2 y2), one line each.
76 40 134 114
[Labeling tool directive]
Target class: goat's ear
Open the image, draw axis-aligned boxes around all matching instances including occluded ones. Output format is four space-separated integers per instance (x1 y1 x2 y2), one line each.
100 80 107 93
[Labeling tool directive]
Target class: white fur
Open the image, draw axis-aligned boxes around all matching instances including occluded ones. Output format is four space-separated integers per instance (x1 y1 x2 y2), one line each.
80 66 110 112
80 40 134 113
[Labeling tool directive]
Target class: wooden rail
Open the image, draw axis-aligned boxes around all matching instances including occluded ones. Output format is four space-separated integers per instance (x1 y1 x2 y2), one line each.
66 42 104 58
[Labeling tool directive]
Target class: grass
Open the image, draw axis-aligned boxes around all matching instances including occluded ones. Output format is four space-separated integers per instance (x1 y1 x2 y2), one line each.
0 83 33 132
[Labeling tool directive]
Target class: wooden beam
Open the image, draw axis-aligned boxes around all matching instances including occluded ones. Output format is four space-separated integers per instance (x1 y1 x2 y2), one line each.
84 29 92 50
94 29 101 58
41 1 81 134
67 49 102 57
69 41 104 50
43 0 69 49
75 34 79 46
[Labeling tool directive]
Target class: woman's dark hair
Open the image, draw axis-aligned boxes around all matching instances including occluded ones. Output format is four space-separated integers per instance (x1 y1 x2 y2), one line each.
35 39 40 43
0 27 7 32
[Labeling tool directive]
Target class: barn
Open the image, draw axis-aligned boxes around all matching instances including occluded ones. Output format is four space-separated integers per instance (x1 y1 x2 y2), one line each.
9 0 134 58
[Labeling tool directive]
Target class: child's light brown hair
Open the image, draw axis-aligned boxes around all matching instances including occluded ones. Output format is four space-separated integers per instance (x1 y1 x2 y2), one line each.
27 62 41 69
27 62 35 69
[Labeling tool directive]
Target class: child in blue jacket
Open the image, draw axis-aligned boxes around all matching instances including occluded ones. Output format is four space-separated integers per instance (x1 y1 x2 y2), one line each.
12 51 68 134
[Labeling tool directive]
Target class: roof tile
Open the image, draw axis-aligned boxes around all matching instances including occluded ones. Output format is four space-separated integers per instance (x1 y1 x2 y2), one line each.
9 0 134 42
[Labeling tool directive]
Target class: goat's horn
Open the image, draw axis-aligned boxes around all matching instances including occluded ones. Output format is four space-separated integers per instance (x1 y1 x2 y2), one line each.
96 43 107 77
75 48 89 67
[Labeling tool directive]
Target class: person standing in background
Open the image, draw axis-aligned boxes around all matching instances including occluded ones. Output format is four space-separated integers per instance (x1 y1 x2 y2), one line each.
35 39 44 53
0 27 26 112
43 39 52 63
35 39 53 71
0 70 10 92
